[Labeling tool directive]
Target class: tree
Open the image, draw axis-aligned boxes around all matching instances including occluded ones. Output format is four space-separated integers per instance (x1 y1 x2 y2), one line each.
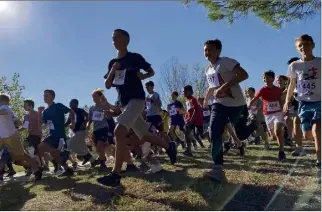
0 73 25 120
190 63 208 98
183 0 321 29
160 56 191 105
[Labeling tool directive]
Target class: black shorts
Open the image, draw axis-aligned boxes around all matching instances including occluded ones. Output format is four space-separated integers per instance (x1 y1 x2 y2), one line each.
43 135 66 150
93 127 110 146
146 115 163 132
25 135 41 154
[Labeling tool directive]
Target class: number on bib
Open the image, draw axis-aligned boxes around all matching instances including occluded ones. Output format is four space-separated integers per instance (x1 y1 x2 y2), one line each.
113 69 126 85
203 110 210 117
92 111 104 121
169 105 177 116
47 120 55 130
206 73 220 88
297 80 317 95
266 101 281 112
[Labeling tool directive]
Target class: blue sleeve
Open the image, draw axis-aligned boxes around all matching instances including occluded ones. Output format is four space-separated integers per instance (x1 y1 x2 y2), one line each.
104 59 115 79
135 53 151 71
175 101 183 109
58 103 70 114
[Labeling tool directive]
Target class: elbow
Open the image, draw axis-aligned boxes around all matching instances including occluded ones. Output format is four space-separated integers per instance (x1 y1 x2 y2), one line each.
105 80 112 89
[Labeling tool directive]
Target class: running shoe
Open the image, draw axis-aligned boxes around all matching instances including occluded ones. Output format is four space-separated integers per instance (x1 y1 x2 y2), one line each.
278 151 286 161
203 167 228 183
5 170 16 178
97 173 121 187
166 141 177 164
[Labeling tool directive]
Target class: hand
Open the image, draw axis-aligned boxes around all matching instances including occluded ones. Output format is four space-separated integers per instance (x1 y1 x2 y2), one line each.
38 106 45 113
111 62 121 73
137 72 146 80
283 101 289 114
213 86 227 99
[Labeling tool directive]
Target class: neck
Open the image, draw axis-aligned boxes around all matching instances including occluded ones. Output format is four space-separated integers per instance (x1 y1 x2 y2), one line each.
302 54 315 61
210 56 220 65
266 84 274 88
117 49 128 58
47 102 54 107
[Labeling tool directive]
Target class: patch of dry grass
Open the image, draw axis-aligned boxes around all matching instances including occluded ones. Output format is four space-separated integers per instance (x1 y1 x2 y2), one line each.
1 141 321 211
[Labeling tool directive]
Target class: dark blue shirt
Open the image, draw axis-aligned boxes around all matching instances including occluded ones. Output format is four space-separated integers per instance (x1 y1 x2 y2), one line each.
43 103 70 138
104 52 151 107
169 100 184 120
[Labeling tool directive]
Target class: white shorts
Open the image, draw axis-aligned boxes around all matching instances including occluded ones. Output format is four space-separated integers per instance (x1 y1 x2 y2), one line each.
264 112 285 131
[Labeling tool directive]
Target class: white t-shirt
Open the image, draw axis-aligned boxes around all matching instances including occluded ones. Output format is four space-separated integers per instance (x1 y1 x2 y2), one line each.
205 57 246 107
288 57 321 102
0 105 18 138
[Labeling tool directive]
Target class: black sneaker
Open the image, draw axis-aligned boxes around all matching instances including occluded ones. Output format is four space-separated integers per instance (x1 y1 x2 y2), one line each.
34 169 43 181
238 145 245 157
82 153 92 166
166 141 177 164
278 151 286 161
6 170 16 178
91 159 100 168
253 136 261 145
60 167 74 177
98 164 109 173
223 141 232 153
97 173 121 187
125 164 139 173
183 150 194 157
25 168 33 177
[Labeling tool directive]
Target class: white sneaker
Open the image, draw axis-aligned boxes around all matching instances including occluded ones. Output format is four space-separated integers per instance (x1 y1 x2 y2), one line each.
141 142 151 159
146 162 163 174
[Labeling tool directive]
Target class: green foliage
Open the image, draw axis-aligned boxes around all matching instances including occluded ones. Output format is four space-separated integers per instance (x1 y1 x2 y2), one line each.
183 0 321 29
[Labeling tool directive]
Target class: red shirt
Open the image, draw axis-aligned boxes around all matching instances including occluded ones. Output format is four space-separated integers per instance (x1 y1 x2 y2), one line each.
185 97 204 125
255 86 282 115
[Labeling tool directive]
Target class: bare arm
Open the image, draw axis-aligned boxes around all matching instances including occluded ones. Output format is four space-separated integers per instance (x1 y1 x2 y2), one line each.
203 87 215 107
220 65 249 91
137 67 155 80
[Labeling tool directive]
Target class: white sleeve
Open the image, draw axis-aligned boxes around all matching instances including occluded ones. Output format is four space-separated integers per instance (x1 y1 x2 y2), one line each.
223 57 240 72
287 63 297 79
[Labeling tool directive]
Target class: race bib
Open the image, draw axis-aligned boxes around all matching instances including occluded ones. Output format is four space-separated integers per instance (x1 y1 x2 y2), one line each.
47 120 55 130
113 69 126 85
58 138 65 151
266 101 281 112
92 111 104 121
169 105 177 116
146 102 151 110
203 110 210 117
206 72 220 88
297 80 317 96
23 121 30 129
186 102 191 111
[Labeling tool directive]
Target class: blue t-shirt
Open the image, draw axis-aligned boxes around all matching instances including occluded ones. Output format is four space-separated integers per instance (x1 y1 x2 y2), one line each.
43 103 70 138
168 100 184 120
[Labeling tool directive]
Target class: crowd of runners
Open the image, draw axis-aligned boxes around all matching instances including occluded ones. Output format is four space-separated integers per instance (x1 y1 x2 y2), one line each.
0 30 320 187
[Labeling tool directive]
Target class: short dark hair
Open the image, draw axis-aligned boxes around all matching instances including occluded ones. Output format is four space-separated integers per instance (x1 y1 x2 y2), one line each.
24 99 35 108
184 85 193 93
0 93 10 103
145 81 154 87
263 70 275 79
204 39 222 50
114 29 130 44
296 34 315 46
172 91 179 97
70 99 79 106
287 57 300 65
44 89 55 99
247 87 255 93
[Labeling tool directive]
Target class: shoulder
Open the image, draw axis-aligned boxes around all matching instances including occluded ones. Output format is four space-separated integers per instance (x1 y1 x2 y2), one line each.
108 58 118 69
221 56 239 64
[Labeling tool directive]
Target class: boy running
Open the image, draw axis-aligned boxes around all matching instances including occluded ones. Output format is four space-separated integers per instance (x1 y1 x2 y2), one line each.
100 29 177 186
284 34 321 182
168 91 185 146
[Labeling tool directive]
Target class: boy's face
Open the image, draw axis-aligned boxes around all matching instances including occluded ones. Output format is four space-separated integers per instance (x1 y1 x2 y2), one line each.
145 85 153 93
92 93 101 104
183 89 191 98
204 44 220 62
296 40 314 56
112 31 127 51
171 93 178 101
23 103 31 111
44 91 54 104
276 77 285 89
263 75 274 86
246 90 254 98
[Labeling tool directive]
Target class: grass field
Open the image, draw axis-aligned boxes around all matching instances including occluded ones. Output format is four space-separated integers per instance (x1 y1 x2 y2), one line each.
0 141 321 211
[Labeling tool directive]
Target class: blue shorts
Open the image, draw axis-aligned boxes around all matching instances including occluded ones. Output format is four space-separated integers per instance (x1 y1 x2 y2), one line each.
170 116 185 131
298 101 321 132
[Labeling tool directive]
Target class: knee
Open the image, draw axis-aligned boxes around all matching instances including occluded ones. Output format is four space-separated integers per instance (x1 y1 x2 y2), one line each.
274 123 283 136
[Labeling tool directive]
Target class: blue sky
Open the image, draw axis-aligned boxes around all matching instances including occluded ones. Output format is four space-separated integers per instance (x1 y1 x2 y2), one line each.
0 1 320 108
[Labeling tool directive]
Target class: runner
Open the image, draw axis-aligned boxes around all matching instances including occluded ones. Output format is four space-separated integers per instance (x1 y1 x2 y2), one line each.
283 34 320 182
249 71 286 160
198 97 210 146
183 85 204 157
245 87 269 150
286 57 305 156
0 93 42 180
203 39 248 182
65 99 95 168
87 89 112 172
167 91 185 148
37 89 75 176
99 29 177 186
